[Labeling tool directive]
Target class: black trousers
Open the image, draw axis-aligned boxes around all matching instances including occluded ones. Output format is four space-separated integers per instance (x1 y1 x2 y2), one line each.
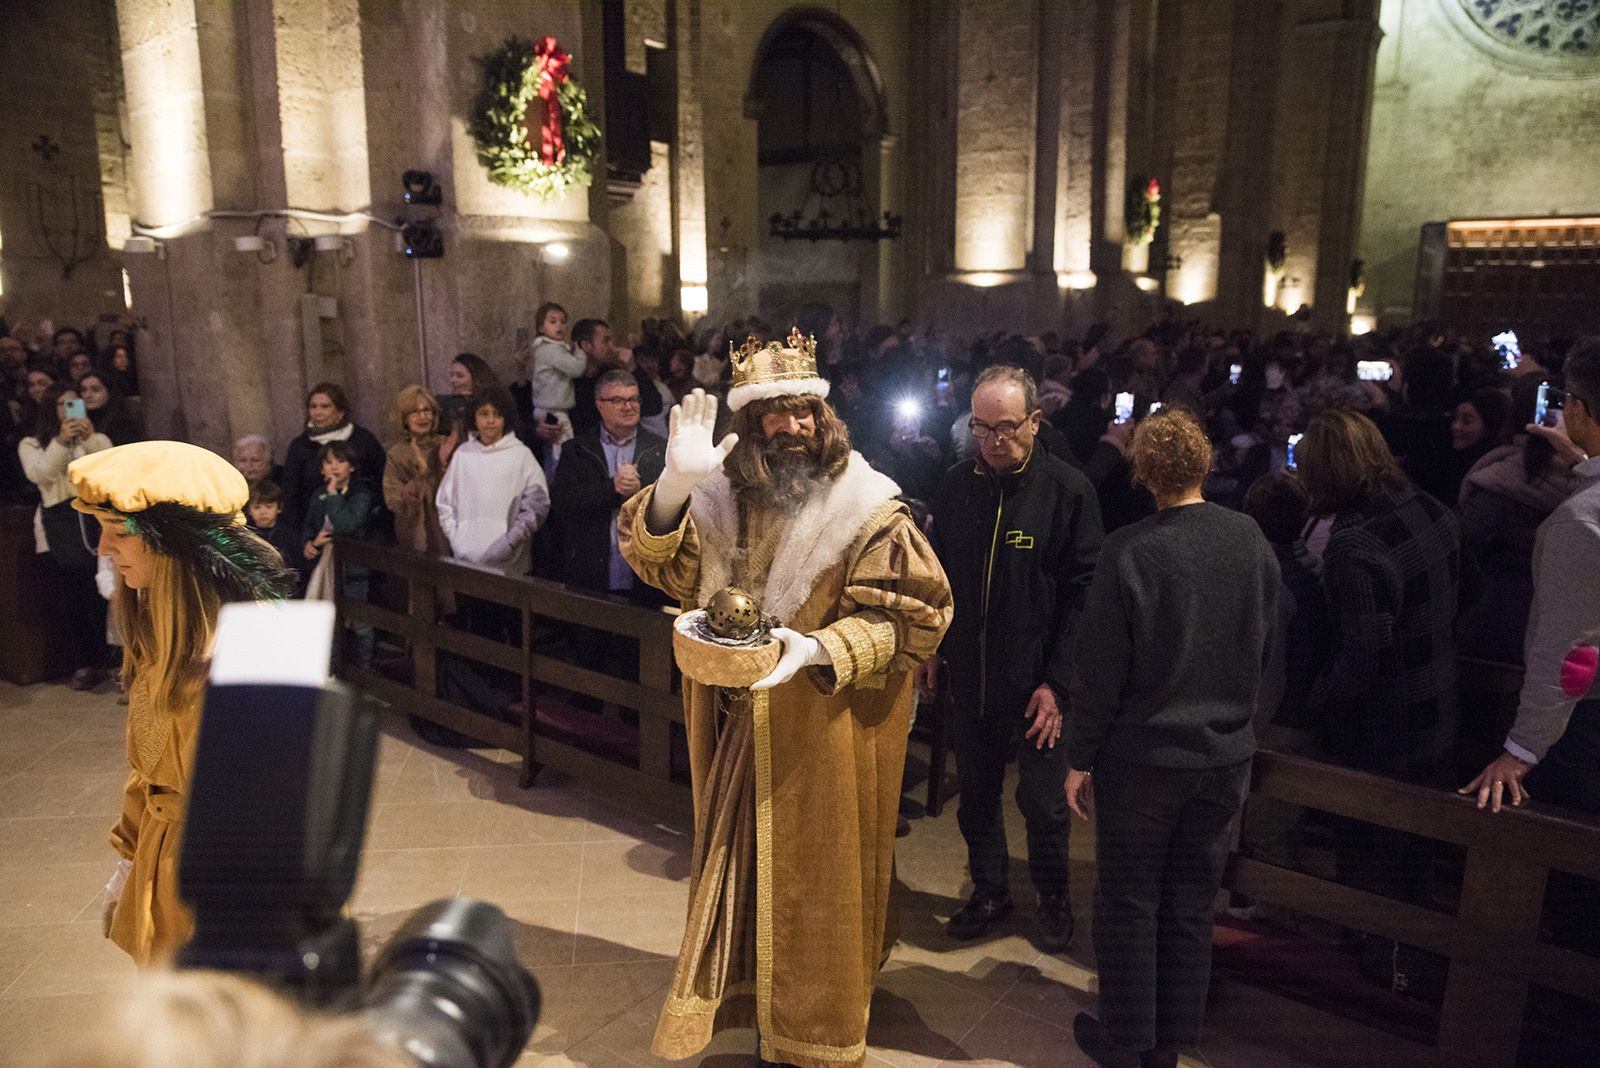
1092 757 1251 1054
1526 699 1600 956
954 705 1072 898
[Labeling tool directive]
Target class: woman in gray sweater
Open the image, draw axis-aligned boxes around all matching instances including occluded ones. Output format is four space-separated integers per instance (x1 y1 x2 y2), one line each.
1066 408 1279 1068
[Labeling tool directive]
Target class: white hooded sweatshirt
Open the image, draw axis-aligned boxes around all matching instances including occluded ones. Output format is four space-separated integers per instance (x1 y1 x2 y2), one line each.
435 433 550 574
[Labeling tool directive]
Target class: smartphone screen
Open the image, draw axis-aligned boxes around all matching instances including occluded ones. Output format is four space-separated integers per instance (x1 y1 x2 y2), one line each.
1492 330 1521 370
1147 401 1163 415
64 398 87 421
1228 363 1242 385
1114 392 1135 423
1534 382 1561 427
1287 432 1303 471
1356 360 1393 382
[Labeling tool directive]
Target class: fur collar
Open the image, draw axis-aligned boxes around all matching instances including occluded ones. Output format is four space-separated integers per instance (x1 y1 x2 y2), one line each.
690 451 900 623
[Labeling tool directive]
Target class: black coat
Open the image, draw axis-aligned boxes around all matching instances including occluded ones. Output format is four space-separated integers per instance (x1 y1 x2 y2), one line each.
929 448 1104 718
549 426 666 593
280 423 387 534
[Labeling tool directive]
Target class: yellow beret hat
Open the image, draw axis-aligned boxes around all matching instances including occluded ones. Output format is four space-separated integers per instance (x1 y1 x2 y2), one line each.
69 440 250 519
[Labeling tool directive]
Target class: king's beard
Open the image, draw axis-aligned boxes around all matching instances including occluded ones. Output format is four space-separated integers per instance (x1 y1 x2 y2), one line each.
730 432 831 508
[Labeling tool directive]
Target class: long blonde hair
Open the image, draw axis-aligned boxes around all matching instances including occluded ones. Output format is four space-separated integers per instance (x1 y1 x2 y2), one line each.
113 552 220 710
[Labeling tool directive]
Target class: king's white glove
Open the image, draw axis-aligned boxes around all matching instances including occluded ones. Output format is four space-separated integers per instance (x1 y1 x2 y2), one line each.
751 627 831 691
648 390 739 531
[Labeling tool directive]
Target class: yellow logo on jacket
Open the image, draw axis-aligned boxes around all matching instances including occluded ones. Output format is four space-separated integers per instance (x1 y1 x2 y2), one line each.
1005 530 1034 549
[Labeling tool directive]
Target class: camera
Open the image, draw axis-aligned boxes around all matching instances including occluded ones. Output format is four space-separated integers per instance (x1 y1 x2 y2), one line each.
178 603 539 1068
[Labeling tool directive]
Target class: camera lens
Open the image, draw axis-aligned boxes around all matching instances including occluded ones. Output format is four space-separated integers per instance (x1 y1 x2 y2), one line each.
362 898 539 1068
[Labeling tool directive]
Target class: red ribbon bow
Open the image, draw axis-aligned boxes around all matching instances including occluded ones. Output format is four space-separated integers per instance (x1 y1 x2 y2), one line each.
532 36 570 166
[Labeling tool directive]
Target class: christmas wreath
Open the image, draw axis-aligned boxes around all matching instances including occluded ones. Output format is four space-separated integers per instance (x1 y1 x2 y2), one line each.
468 36 601 200
1125 177 1161 246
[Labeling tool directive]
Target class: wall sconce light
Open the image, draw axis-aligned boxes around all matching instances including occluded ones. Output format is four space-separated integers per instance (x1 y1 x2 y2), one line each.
123 236 164 259
402 170 442 205
233 235 279 264
540 242 571 264
313 233 356 266
680 283 709 314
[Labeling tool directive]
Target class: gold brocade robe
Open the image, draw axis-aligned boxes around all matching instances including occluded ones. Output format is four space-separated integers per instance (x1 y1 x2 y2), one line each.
107 673 202 965
619 459 953 1068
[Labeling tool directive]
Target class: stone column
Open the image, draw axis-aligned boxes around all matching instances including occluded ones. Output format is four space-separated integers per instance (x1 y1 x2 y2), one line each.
1308 5 1381 333
952 0 1036 276
1089 0 1131 277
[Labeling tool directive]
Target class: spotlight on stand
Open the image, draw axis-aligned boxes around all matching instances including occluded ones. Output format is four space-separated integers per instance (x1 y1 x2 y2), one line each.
402 221 444 259
402 169 442 206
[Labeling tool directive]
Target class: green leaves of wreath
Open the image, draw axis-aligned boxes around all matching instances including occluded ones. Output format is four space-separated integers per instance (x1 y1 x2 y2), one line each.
469 36 601 200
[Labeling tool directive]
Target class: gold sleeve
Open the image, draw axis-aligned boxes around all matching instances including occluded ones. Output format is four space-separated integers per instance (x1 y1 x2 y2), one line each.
618 483 703 604
109 771 142 861
807 507 953 695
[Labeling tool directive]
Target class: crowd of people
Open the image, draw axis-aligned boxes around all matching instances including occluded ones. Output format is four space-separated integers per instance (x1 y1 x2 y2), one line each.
6 298 1598 1066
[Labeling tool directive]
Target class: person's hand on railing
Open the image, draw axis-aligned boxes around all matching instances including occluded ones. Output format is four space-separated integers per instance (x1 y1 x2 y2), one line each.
1459 750 1534 813
647 389 737 532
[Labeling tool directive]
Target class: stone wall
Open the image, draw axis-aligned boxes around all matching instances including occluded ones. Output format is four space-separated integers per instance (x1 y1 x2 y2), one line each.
0 0 127 332
1359 0 1600 327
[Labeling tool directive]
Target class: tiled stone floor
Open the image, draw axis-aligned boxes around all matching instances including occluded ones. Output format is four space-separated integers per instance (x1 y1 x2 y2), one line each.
0 681 1445 1067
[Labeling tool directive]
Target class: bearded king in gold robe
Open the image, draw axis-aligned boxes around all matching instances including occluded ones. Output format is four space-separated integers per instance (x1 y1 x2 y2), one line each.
619 331 953 1068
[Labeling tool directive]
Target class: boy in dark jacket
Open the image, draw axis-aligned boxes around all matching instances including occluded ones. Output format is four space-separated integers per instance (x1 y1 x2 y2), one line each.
245 479 301 568
303 441 374 664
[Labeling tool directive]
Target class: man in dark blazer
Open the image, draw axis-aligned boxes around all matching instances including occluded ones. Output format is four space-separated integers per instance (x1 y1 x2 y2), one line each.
551 369 667 598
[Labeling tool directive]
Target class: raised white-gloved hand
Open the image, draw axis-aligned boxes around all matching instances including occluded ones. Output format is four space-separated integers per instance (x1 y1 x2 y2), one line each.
101 858 131 938
751 627 831 691
648 390 739 531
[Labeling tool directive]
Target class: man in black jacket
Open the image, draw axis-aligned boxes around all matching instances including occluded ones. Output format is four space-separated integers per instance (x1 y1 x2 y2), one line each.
926 365 1104 950
550 369 667 598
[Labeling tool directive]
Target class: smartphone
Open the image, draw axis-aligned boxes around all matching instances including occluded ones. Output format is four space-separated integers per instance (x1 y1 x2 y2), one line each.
1534 382 1562 427
935 366 951 404
63 398 87 421
1228 363 1242 386
1492 330 1521 370
1147 401 1163 415
1286 432 1303 471
514 326 530 350
1114 392 1135 424
1356 360 1393 382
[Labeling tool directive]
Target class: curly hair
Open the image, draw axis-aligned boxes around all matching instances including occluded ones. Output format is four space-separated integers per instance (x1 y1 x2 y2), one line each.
1129 407 1212 501
723 394 851 493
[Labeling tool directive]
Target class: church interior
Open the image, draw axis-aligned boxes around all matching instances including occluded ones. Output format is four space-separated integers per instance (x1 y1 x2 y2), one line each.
2 1 1598 1066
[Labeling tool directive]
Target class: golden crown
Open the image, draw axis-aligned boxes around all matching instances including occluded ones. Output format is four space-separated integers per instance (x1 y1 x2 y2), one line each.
729 328 820 391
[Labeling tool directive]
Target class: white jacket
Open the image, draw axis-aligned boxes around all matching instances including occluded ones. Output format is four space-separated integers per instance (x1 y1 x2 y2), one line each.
435 433 549 574
529 335 587 412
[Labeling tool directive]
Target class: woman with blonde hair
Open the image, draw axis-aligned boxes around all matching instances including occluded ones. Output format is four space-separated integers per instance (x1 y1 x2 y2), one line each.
1066 408 1279 1068
67 441 295 966
382 384 449 557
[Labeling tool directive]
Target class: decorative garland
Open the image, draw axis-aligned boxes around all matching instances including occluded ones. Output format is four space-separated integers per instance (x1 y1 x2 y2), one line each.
468 36 601 200
1125 177 1161 246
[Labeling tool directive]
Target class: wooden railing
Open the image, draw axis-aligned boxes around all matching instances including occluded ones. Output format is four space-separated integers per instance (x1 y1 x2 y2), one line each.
1225 750 1600 1067
330 539 684 803
328 543 1598 1064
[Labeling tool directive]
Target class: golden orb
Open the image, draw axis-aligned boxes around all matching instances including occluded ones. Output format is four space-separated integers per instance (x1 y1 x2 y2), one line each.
706 586 762 640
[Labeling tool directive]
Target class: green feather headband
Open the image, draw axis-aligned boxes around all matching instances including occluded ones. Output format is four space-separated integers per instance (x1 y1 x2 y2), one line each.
110 501 297 603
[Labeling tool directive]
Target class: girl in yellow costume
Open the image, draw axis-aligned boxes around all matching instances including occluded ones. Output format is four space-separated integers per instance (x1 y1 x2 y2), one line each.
67 441 296 966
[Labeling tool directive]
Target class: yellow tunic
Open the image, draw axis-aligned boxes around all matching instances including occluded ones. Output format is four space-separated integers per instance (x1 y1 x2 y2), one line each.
107 673 202 965
620 472 952 1068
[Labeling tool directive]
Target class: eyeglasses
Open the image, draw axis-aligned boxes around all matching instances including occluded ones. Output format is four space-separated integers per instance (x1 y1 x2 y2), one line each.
968 418 1027 442
598 396 641 408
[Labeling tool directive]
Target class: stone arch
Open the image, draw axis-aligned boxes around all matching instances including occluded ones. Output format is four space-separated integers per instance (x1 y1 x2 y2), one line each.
743 8 887 138
745 8 891 326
